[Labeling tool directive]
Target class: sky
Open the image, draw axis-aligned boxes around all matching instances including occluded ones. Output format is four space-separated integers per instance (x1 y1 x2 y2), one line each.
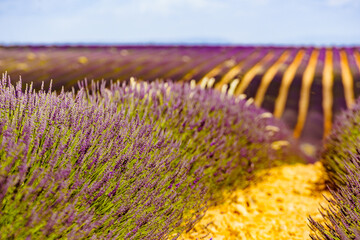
0 0 359 46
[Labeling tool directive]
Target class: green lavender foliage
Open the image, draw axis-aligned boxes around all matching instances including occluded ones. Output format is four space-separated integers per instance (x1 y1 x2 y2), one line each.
0 76 207 239
309 155 360 240
309 97 360 240
104 79 305 201
0 73 303 239
320 98 360 188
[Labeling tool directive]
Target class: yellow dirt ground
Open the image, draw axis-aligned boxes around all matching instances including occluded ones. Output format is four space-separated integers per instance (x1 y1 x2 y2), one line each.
179 161 331 240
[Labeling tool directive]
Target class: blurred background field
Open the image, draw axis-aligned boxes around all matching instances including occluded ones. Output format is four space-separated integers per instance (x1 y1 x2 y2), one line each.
1 45 359 151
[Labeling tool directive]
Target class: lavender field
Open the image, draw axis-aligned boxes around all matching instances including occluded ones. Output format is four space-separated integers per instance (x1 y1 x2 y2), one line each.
1 46 360 146
1 45 360 239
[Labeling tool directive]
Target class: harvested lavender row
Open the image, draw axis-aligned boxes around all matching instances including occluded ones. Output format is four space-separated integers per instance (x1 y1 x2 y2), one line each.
0 74 303 239
309 155 360 240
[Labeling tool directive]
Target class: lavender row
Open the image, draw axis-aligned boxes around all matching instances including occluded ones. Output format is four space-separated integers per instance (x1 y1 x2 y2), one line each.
308 96 360 239
319 96 360 187
0 73 303 239
0 46 282 89
309 155 360 240
2 45 359 146
0 74 209 239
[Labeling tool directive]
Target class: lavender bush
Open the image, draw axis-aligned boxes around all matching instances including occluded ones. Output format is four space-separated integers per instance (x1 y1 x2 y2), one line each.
0 73 302 239
110 79 304 200
320 97 360 187
309 154 360 240
309 97 360 239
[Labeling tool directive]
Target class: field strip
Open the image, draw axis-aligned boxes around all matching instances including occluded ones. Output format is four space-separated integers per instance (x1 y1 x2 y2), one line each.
354 50 360 72
181 62 213 83
181 52 232 83
339 50 355 108
322 49 334 139
273 50 305 118
254 51 291 107
164 52 220 81
200 50 250 83
214 51 259 91
235 52 275 95
293 49 319 139
200 61 231 83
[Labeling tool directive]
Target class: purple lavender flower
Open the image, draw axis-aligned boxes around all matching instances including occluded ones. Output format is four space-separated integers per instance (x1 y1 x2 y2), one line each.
0 73 301 239
310 96 360 239
321 96 360 187
309 154 360 240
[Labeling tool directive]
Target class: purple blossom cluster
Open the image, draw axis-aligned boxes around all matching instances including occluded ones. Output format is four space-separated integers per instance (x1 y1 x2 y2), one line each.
0 73 301 239
309 97 360 239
